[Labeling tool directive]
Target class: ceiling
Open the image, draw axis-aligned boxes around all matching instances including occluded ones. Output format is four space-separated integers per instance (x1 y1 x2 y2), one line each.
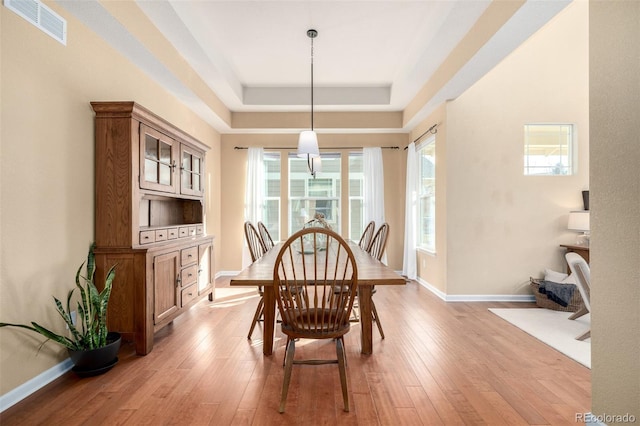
57 0 571 133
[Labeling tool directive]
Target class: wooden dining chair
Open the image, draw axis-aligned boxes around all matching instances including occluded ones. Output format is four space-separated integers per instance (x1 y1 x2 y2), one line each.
364 222 390 339
273 227 358 413
358 220 375 250
244 221 268 339
565 252 591 340
257 221 275 251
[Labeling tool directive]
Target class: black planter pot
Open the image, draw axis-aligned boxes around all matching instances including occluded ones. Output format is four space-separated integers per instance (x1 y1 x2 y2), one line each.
68 332 121 377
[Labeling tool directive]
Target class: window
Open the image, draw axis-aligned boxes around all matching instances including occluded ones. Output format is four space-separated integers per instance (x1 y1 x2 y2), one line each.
348 152 364 241
263 152 281 240
418 139 436 252
524 124 576 175
289 153 341 234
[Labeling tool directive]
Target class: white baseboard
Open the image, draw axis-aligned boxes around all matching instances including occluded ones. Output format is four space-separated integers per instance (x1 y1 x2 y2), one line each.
0 358 73 413
415 276 447 300
415 277 536 303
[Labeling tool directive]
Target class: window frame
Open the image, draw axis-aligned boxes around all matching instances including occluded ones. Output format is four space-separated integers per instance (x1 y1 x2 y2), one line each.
262 151 281 241
288 153 342 235
524 123 576 176
417 136 436 253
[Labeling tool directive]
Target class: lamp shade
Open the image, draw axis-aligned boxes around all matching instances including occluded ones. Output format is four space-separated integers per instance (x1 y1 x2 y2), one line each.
568 210 590 232
297 130 320 158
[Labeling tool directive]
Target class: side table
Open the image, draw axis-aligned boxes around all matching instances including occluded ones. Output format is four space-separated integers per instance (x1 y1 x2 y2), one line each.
560 244 590 274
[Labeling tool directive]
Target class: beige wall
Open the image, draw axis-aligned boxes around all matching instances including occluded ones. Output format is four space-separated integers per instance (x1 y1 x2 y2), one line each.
590 1 640 421
423 1 589 296
0 5 221 394
219 133 407 273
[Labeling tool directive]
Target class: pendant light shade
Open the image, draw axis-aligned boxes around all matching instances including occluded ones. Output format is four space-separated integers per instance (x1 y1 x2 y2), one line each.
297 29 320 177
297 130 319 158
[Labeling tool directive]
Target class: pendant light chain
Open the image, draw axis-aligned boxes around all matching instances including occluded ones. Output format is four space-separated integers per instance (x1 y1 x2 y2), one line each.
298 29 319 179
310 32 314 131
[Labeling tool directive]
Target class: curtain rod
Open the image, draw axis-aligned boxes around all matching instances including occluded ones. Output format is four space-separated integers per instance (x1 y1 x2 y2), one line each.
234 146 400 150
404 123 438 150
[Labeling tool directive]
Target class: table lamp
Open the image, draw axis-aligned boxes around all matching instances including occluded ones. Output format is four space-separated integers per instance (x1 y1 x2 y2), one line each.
568 210 590 245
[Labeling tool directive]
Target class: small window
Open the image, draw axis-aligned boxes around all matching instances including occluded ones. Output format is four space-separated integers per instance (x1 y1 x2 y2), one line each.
524 124 576 175
418 138 436 252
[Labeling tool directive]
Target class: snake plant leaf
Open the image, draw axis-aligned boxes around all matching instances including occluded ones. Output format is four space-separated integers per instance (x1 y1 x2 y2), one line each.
53 295 82 344
1 244 116 353
86 242 96 283
75 274 94 345
0 322 77 350
96 265 117 343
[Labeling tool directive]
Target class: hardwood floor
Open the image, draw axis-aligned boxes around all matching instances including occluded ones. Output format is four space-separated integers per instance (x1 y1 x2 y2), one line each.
1 277 590 425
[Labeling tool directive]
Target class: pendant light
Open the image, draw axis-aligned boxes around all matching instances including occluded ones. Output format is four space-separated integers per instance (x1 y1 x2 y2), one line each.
297 29 320 178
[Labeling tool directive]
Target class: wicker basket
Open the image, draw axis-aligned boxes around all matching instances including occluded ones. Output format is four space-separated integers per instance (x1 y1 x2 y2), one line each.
529 278 584 312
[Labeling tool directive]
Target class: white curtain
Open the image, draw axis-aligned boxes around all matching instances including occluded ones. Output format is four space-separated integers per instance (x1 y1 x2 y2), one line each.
242 147 264 268
363 147 387 264
402 142 417 279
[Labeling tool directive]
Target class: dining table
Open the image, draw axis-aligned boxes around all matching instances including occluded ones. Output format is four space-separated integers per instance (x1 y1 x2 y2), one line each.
230 239 406 356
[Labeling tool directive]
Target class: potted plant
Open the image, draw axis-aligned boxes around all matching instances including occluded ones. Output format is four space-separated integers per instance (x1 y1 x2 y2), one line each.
1 244 120 377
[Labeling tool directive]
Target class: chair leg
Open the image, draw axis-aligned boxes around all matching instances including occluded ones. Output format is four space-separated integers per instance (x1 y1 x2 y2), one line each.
247 297 264 339
371 299 385 339
576 329 591 341
282 337 292 367
336 337 349 412
279 338 296 413
569 306 589 320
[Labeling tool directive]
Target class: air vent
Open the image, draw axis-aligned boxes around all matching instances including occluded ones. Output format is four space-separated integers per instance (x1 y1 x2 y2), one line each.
4 0 67 45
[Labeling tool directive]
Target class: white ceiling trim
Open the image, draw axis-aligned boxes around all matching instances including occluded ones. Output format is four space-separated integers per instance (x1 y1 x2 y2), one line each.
55 0 572 135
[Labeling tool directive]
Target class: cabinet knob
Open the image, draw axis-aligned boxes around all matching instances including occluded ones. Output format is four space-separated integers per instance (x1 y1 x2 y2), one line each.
176 276 181 287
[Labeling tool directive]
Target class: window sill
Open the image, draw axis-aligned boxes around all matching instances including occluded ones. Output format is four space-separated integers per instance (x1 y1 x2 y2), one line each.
417 247 436 257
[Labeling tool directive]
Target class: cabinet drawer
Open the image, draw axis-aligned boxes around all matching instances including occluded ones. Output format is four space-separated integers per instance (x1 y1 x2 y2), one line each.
167 228 179 240
181 265 198 287
181 246 198 266
140 231 155 245
155 229 168 242
188 226 197 236
181 284 198 307
196 225 204 235
178 227 189 238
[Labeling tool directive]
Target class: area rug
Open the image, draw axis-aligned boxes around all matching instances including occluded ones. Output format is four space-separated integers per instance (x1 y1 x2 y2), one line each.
489 308 591 368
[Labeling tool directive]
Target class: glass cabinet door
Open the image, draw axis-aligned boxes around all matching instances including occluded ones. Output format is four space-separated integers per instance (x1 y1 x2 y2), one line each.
140 124 178 193
180 145 205 196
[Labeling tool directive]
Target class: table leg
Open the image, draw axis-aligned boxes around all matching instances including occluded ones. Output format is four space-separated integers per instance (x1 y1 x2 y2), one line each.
358 285 373 355
263 286 275 356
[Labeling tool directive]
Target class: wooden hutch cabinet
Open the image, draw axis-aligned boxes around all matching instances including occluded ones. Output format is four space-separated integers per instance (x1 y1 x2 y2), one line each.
91 101 214 355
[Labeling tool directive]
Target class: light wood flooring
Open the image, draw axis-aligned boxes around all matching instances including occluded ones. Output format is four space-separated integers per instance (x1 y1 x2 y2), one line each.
1 277 590 425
